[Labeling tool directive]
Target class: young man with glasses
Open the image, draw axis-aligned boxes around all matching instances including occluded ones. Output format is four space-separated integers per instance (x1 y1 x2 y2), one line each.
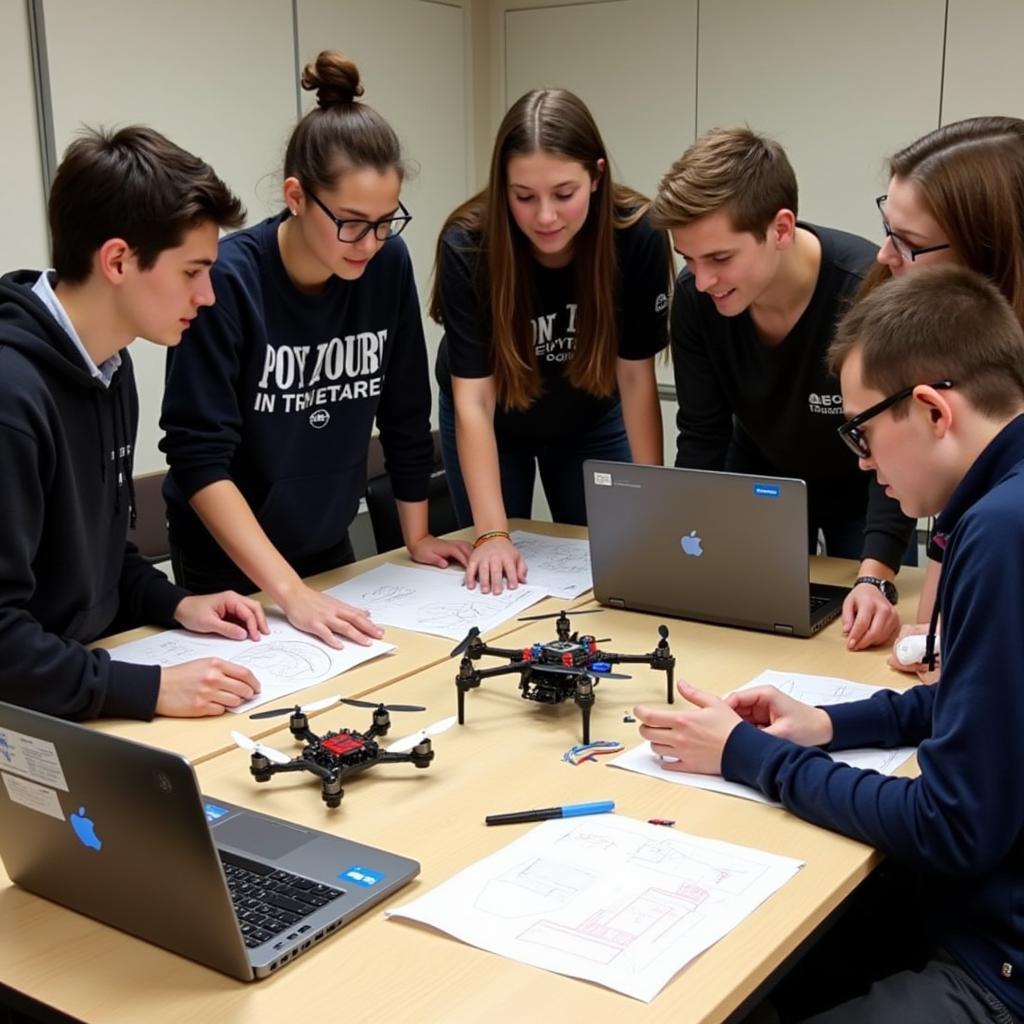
650 128 917 651
635 265 1024 1022
161 51 471 649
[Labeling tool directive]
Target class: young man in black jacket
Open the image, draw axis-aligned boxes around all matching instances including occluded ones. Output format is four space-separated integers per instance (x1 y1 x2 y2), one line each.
651 128 916 651
0 126 266 721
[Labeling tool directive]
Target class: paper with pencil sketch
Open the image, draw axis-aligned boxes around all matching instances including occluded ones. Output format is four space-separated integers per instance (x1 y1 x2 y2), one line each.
610 670 917 806
508 530 592 599
324 562 547 640
387 815 803 1002
108 612 395 714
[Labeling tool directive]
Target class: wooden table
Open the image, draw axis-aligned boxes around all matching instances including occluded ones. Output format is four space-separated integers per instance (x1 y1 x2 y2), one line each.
0 550 924 1024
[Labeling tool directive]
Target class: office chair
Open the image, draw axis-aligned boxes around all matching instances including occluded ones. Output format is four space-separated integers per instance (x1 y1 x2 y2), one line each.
364 431 459 553
128 470 171 564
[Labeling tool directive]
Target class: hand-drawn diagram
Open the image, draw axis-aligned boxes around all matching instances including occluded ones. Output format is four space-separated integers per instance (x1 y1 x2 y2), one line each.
508 531 593 598
232 641 333 683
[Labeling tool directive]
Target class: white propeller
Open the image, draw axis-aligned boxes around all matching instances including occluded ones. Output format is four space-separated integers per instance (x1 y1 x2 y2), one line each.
386 716 457 754
230 730 292 765
301 694 344 713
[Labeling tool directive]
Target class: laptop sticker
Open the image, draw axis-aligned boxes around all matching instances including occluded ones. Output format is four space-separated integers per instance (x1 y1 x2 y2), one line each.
2 773 65 820
340 865 385 888
204 802 230 823
69 807 102 850
753 483 781 498
0 727 69 791
593 472 612 486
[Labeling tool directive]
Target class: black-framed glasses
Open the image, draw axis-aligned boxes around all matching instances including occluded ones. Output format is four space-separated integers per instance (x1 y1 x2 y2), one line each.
837 380 954 458
876 195 951 263
307 193 412 243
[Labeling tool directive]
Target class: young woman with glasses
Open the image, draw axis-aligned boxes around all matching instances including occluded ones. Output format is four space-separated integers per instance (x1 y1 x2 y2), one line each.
858 116 1024 665
161 50 470 648
429 89 671 595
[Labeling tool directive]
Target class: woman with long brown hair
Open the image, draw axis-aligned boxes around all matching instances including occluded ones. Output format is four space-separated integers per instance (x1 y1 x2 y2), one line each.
430 89 671 593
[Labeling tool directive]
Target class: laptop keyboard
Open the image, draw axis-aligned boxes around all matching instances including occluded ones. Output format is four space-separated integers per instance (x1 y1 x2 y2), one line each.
220 850 343 948
809 593 831 612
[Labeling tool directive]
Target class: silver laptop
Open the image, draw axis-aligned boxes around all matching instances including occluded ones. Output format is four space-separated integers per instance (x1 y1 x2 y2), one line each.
584 462 849 637
0 703 419 980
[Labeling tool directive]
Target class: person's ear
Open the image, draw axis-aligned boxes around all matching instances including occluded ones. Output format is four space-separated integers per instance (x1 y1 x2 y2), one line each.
913 384 954 438
771 209 797 248
591 158 607 193
95 238 134 285
282 176 305 216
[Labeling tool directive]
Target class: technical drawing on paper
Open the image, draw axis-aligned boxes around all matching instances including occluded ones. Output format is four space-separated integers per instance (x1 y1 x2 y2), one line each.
508 530 592 598
359 585 416 606
232 641 333 683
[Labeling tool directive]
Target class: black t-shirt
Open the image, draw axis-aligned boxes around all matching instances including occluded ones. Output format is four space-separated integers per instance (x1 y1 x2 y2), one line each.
672 223 914 570
434 214 670 445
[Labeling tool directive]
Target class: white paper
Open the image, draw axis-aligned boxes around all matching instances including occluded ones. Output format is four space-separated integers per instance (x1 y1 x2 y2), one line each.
109 613 395 713
324 563 547 640
508 530 593 599
2 773 65 820
388 816 802 1002
611 670 916 805
0 726 69 790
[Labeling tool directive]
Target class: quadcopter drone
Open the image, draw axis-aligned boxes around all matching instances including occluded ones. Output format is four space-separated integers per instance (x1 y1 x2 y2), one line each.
450 609 675 743
231 695 454 808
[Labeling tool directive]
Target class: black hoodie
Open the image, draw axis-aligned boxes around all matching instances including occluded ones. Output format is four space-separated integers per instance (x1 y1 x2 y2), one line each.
0 271 188 720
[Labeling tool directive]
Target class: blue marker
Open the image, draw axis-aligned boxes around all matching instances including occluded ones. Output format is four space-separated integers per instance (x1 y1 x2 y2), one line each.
485 800 615 826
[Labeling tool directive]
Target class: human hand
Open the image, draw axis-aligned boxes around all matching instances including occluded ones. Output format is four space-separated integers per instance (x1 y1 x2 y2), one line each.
464 537 527 595
174 592 269 641
725 685 834 746
634 681 743 775
280 584 384 648
156 658 261 717
887 623 941 683
408 534 473 570
842 583 900 651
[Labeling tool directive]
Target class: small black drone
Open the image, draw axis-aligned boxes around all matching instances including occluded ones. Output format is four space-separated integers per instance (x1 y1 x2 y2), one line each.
450 610 675 743
231 696 453 808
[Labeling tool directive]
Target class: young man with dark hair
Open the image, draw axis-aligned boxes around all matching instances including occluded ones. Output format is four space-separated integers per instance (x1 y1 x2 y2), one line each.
651 128 916 651
0 125 267 721
635 265 1024 1022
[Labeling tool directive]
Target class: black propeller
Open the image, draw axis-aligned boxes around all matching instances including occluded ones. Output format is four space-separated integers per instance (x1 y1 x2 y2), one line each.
449 626 480 658
249 696 425 720
517 608 603 622
658 625 669 640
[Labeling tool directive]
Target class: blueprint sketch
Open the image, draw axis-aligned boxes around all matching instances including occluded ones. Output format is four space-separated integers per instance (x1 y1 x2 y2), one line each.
611 670 917 805
109 613 395 714
324 563 547 640
388 815 802 1001
508 530 593 599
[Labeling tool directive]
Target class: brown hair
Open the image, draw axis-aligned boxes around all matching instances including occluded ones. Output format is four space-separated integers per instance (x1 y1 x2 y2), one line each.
284 51 405 194
830 265 1024 419
49 125 244 285
649 127 798 235
859 117 1024 325
428 88 666 411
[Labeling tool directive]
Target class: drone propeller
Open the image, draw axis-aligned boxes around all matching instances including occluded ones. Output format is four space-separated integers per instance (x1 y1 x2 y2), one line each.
540 664 632 680
230 730 292 765
449 626 480 658
386 716 457 754
248 695 426 720
658 624 669 639
517 608 603 622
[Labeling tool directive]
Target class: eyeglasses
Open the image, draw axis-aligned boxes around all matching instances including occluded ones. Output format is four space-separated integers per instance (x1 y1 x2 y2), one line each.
837 380 954 458
876 195 951 263
307 193 412 243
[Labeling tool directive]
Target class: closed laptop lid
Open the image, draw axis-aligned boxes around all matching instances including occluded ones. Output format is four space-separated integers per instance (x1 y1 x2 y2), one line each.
584 462 825 635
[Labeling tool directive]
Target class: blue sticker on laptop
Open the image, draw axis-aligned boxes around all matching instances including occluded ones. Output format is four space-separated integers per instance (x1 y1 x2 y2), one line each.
204 802 230 823
753 483 781 498
340 865 385 888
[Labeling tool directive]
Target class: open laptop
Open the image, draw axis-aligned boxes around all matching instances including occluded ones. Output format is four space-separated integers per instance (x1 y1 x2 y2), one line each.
584 461 849 637
0 702 419 980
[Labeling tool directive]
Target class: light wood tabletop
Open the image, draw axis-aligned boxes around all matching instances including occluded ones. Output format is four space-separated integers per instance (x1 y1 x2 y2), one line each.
0 551 926 1024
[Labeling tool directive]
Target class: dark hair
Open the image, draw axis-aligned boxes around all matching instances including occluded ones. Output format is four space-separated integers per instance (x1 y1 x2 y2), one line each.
284 51 405 193
859 117 1024 325
49 125 244 285
830 265 1024 419
429 88 667 411
650 127 798 235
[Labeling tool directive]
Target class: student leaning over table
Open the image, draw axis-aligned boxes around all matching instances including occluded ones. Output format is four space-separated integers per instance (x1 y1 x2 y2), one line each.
0 127 266 721
636 266 1024 1023
161 50 471 650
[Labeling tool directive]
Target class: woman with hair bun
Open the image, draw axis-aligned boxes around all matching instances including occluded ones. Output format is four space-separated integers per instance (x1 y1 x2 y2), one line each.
430 88 671 595
161 51 470 648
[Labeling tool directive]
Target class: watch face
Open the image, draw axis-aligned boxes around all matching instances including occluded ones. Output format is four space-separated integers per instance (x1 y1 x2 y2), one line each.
880 580 898 604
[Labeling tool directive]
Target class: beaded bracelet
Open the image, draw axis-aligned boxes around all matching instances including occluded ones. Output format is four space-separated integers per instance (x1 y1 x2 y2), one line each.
473 530 510 549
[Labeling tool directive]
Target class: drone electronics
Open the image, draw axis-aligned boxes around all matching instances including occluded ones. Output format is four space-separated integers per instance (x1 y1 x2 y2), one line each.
450 609 675 743
231 699 453 808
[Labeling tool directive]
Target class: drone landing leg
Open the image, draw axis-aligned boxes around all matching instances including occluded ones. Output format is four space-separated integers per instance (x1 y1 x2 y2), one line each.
581 703 591 745
667 665 675 704
457 684 466 725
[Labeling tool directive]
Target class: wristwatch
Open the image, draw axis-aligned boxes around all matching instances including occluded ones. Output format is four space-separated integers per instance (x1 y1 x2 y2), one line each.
854 575 898 604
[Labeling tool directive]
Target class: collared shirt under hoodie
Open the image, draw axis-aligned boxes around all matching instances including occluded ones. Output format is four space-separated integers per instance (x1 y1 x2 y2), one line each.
0 270 188 720
721 414 1024 1019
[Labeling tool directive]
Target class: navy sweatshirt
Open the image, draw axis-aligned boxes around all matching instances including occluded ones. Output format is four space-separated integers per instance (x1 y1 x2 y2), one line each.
161 213 433 565
0 272 188 720
722 414 1024 1017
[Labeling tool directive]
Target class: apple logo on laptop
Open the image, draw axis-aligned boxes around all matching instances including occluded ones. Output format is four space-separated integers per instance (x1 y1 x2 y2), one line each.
680 530 704 557
70 807 102 851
